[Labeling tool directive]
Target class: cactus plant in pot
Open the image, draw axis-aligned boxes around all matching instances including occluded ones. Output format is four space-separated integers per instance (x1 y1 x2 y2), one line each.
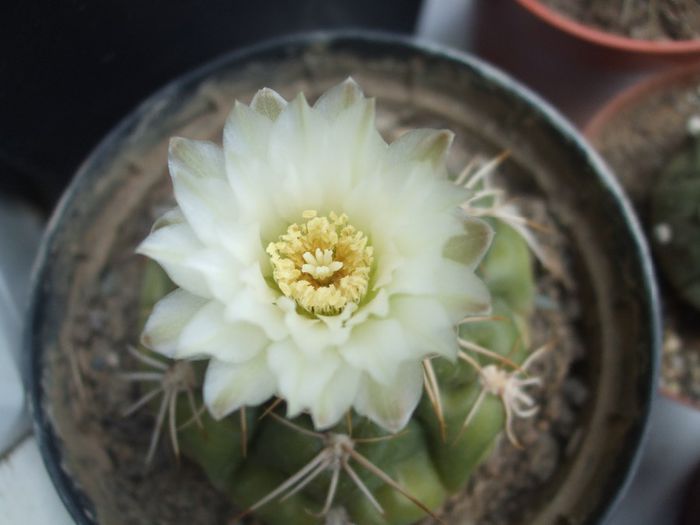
26 32 659 525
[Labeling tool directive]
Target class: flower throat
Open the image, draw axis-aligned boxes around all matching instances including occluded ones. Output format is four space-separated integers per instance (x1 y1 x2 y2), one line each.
267 210 373 315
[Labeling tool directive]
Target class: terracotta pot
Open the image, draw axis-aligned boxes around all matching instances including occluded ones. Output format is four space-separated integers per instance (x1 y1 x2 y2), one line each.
516 0 700 56
470 2 674 127
26 31 660 525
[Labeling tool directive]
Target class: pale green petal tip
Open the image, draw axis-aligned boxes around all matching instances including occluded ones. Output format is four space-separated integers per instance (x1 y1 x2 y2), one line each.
313 76 365 118
443 217 495 269
168 136 200 166
150 208 186 232
416 129 454 166
391 128 454 168
250 87 288 120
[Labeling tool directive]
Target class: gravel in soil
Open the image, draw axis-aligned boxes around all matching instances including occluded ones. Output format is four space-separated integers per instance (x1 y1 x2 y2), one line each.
589 70 700 408
540 0 700 41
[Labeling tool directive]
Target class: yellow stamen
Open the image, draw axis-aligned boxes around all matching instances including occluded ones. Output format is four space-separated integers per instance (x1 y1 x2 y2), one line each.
267 210 373 315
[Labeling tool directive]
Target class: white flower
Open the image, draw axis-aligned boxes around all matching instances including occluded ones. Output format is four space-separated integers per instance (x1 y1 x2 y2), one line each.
137 78 492 432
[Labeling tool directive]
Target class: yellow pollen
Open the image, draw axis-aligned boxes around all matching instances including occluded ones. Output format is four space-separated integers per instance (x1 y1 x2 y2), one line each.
266 210 373 315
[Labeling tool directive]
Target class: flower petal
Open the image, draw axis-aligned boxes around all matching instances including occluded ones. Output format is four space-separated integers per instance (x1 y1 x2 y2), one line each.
168 138 242 247
313 77 364 120
311 364 361 430
185 248 242 304
435 261 492 319
178 302 268 363
391 296 457 360
204 353 277 419
151 207 185 230
250 87 287 121
136 223 211 297
443 217 494 271
339 319 410 385
267 340 342 420
386 129 453 171
141 289 207 357
277 297 350 356
225 287 287 341
224 100 273 159
169 137 226 180
353 361 423 433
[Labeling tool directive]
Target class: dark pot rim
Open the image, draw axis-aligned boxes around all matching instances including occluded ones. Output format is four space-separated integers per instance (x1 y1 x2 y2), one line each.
24 29 661 525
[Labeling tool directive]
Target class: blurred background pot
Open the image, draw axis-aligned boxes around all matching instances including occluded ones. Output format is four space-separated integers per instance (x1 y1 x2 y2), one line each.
586 63 700 524
515 0 700 56
471 1 700 127
26 31 659 525
585 62 700 411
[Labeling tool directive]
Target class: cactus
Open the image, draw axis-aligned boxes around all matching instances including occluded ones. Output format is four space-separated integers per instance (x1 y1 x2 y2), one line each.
651 119 700 311
128 211 541 524
124 80 553 524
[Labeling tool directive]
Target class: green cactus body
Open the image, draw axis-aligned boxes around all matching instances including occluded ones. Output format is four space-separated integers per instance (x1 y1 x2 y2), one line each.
651 132 700 311
136 213 537 524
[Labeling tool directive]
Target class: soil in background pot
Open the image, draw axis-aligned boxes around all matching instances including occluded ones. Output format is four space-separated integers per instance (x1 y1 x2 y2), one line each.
540 0 700 41
588 69 700 406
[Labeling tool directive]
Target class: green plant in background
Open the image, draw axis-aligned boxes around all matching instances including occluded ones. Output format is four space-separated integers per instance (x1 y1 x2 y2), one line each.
652 115 700 311
123 79 552 524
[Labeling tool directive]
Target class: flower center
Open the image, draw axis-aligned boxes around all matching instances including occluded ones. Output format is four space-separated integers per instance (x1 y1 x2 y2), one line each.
267 210 373 315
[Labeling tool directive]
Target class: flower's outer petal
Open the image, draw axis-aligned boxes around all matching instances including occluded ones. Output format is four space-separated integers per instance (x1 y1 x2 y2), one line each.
152 207 185 230
250 87 287 121
204 353 277 419
169 138 245 249
353 361 423 433
177 301 268 363
219 222 267 267
224 100 273 159
185 248 241 304
339 319 410 385
268 94 324 188
327 97 385 190
225 287 287 341
384 252 440 296
388 256 490 317
386 129 453 172
169 137 226 180
312 364 361 430
443 217 494 271
267 339 341 420
392 296 458 360
136 223 211 297
141 289 207 357
435 261 492 320
313 77 364 120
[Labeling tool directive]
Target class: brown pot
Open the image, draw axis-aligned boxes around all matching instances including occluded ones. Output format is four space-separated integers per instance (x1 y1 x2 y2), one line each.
516 0 700 56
